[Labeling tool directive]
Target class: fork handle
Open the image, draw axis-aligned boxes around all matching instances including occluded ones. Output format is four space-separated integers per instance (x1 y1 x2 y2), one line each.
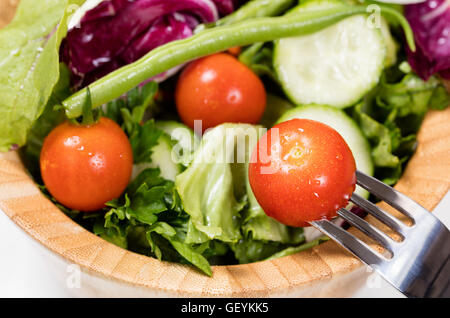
424 255 450 298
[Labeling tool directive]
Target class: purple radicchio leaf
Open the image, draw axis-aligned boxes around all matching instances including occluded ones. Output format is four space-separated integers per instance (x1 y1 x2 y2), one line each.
62 0 233 88
212 0 237 16
341 206 368 230
405 0 450 80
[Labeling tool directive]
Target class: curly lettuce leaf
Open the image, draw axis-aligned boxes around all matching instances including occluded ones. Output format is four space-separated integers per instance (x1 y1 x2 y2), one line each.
146 221 212 276
352 66 450 184
0 0 85 151
93 167 212 275
117 81 159 134
129 120 163 164
96 198 130 249
239 42 280 84
101 81 162 164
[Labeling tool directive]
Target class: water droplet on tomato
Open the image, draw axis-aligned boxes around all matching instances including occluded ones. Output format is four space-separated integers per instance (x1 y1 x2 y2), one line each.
64 136 81 147
201 69 216 83
313 175 328 187
227 89 242 104
90 153 105 170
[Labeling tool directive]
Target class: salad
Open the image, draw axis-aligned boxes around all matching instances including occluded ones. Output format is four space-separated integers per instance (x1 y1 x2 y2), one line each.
1 0 449 276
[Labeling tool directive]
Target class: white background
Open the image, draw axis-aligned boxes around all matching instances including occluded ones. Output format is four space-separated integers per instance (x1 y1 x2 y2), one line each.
0 192 449 298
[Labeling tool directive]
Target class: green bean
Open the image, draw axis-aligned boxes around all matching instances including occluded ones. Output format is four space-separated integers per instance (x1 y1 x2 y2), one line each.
62 5 415 118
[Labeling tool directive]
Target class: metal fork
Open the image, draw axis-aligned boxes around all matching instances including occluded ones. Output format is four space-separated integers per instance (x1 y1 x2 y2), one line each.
311 170 450 298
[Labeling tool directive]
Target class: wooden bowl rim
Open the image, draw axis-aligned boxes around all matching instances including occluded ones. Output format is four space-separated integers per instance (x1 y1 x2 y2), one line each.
0 0 449 296
0 151 363 296
1 108 449 296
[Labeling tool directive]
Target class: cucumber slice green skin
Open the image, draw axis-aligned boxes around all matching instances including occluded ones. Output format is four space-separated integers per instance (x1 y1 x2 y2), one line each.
273 0 387 109
132 121 200 181
277 104 374 199
132 133 183 182
299 0 397 67
155 120 200 151
150 133 183 181
155 120 200 167
380 17 398 67
287 0 397 67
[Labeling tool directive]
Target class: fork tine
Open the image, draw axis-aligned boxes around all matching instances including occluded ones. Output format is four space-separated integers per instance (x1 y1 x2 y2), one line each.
355 170 430 221
310 219 385 266
337 208 396 254
350 193 408 238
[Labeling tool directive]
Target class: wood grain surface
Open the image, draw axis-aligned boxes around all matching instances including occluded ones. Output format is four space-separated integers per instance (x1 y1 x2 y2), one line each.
0 0 449 297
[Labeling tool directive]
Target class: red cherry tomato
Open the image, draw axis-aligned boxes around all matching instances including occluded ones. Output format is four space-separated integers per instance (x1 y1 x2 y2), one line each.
175 53 266 132
248 119 356 227
227 46 242 56
40 117 133 212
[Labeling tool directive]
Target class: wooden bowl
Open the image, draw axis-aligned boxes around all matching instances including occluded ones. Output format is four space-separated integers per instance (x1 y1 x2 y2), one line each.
1 0 449 297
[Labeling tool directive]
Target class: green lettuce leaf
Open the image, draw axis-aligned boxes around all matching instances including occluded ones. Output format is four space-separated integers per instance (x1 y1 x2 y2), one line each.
351 67 450 185
0 0 85 151
102 81 161 164
239 42 280 84
128 183 169 224
175 124 263 244
231 239 287 264
20 63 71 181
264 236 329 261
145 221 212 276
129 120 163 164
93 167 213 276
103 81 159 135
96 198 130 249
175 123 310 263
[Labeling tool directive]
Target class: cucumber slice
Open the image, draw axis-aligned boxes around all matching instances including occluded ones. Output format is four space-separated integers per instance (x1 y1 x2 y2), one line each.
380 18 398 67
274 0 386 108
155 121 200 167
277 104 373 198
132 133 183 182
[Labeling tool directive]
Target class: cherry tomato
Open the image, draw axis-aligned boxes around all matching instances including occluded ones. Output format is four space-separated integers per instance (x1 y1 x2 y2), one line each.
175 53 266 132
40 117 133 212
227 46 242 56
248 119 356 227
